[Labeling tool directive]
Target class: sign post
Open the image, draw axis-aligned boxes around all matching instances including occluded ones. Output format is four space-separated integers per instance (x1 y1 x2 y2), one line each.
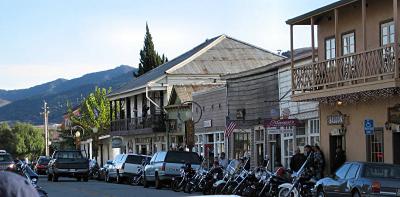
364 119 374 135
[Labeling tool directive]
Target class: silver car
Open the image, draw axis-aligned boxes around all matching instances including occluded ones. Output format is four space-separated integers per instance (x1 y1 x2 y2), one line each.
143 151 201 189
314 162 400 197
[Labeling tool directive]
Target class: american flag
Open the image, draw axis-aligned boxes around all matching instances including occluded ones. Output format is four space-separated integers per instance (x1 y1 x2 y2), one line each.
224 121 237 138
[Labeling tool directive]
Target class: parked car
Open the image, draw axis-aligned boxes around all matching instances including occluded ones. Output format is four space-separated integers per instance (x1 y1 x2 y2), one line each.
99 160 113 181
0 150 15 171
143 151 201 189
47 150 89 182
34 157 50 175
106 153 151 184
314 162 400 197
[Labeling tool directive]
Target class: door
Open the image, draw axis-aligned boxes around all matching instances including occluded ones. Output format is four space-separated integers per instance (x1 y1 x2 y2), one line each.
330 135 345 173
256 143 264 166
394 132 400 164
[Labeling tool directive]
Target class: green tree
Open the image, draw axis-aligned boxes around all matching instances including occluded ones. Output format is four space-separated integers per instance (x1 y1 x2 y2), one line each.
69 87 112 136
13 122 45 159
134 23 168 77
0 122 16 154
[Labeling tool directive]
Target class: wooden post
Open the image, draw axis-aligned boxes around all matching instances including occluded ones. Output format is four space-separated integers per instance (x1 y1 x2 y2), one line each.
394 0 399 78
290 25 295 93
311 17 316 63
335 8 340 83
362 0 367 80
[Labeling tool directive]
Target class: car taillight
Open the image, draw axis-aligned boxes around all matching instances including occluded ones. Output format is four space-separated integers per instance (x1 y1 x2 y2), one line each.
161 163 166 171
371 181 381 193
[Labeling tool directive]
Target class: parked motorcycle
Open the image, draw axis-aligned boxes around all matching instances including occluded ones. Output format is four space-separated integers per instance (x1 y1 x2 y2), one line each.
171 163 196 192
15 160 48 197
278 154 316 197
131 159 149 186
182 165 207 193
201 165 224 195
213 159 241 194
88 159 100 180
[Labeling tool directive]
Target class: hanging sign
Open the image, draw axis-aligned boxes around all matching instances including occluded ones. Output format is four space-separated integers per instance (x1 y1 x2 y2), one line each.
327 111 345 125
264 119 300 128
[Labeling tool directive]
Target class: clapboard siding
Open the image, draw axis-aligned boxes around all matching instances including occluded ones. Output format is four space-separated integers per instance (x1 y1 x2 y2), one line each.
193 87 227 133
226 69 280 126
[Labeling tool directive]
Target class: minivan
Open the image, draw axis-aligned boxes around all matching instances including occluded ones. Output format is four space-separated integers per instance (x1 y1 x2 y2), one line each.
143 151 201 189
107 153 151 183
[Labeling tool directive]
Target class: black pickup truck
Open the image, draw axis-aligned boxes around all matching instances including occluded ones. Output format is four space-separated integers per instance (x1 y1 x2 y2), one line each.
47 150 89 182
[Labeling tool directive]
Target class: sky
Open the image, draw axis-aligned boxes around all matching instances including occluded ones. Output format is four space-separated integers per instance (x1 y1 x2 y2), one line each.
0 0 337 90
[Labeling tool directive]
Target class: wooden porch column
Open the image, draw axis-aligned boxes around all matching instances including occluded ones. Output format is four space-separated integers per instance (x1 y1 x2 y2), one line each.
311 17 316 63
362 0 367 80
394 0 399 78
290 24 295 93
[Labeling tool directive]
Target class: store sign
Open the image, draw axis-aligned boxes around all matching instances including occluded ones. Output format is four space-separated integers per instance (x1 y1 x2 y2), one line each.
389 104 400 124
111 138 123 148
327 111 345 125
267 128 293 134
264 119 299 128
185 120 195 148
331 128 346 136
203 120 212 128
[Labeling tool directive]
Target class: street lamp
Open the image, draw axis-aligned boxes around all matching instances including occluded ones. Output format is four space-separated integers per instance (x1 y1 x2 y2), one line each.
71 125 85 151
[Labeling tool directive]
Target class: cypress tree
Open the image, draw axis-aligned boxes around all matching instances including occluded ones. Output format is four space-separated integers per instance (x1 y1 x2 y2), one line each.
134 23 168 77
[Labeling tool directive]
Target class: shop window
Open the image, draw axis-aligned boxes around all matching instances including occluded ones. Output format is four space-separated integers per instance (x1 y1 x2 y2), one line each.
234 132 250 159
366 128 384 163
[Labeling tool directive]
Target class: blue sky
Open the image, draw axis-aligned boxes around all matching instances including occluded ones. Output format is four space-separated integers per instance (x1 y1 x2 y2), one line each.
0 0 336 90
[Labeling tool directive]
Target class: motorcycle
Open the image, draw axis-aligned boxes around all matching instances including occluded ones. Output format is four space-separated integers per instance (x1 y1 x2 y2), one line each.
171 163 196 192
201 165 224 195
241 166 270 197
182 165 207 193
15 160 48 197
256 167 291 197
131 159 149 186
88 159 100 180
213 159 241 194
278 154 316 197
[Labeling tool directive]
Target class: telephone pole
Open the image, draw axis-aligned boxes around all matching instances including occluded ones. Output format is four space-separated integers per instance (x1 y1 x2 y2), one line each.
42 101 50 157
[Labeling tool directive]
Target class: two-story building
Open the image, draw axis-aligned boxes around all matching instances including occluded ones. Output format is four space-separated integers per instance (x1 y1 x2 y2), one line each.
287 0 400 173
107 34 283 155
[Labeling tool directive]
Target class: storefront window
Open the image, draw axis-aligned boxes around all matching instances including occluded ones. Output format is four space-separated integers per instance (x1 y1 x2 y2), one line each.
367 128 384 163
234 132 250 159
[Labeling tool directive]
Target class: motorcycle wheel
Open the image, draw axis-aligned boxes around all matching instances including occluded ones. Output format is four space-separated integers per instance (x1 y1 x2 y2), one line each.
131 176 141 186
278 187 294 197
214 183 225 194
184 183 192 193
171 179 182 192
317 190 326 197
226 182 238 194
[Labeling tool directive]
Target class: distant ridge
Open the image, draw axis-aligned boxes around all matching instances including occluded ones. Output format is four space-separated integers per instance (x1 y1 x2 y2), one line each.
0 65 136 124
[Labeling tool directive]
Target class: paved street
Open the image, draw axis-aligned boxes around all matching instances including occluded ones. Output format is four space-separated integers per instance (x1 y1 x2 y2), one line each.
38 176 196 197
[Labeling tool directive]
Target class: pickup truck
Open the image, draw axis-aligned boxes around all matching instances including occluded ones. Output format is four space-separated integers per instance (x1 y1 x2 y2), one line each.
47 150 89 182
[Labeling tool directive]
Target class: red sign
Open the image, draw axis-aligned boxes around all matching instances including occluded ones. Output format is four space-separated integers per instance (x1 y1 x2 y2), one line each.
264 119 299 128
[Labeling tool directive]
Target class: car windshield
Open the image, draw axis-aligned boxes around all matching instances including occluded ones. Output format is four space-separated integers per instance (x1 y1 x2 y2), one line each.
0 154 12 162
55 152 83 159
38 158 50 164
126 155 146 164
363 164 400 179
165 152 200 164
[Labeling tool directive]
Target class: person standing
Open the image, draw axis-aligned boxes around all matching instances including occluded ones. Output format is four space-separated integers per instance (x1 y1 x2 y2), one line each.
333 146 346 172
218 152 229 169
290 148 306 172
313 145 325 180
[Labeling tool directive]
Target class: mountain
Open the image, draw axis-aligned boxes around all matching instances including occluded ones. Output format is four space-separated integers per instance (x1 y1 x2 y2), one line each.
0 65 136 124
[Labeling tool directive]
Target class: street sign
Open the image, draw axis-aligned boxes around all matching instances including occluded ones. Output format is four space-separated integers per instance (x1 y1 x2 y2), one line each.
364 119 374 135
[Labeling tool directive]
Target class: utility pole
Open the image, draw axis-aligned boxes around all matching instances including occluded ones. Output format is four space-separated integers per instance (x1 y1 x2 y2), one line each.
42 101 50 157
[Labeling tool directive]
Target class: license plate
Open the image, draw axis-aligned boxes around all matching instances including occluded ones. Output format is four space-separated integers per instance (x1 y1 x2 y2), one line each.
69 169 76 172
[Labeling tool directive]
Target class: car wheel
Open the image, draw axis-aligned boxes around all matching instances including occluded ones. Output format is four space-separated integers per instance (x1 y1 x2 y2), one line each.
352 191 361 197
317 190 326 197
83 176 88 182
155 173 162 189
77 177 82 182
143 173 149 188
47 174 52 181
52 173 58 182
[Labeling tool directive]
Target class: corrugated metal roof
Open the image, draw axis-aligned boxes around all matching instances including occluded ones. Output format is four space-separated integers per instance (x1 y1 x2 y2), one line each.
168 84 223 105
108 35 222 97
109 34 283 97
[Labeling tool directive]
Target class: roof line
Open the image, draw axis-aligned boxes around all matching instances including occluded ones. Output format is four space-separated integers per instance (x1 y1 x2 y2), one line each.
286 0 357 25
165 35 226 74
224 35 285 58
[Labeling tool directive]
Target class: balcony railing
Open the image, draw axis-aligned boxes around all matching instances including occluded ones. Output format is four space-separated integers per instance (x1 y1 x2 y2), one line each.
110 114 165 132
293 44 397 95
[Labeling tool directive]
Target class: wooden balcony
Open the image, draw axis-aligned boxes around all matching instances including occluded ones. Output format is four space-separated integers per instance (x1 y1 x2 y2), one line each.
292 44 400 101
110 114 165 136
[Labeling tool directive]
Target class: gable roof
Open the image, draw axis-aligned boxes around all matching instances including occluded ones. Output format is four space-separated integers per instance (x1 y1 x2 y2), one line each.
167 84 223 106
109 34 283 97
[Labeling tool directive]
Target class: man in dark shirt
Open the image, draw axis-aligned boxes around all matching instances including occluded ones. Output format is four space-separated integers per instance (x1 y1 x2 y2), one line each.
290 148 306 172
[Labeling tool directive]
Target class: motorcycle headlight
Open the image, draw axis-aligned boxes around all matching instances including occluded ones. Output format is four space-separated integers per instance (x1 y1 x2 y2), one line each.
31 178 38 185
7 164 15 169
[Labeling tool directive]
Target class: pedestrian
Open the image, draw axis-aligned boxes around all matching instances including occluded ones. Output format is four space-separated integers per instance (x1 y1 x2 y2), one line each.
218 152 229 169
0 171 39 197
333 146 346 172
290 148 306 172
313 145 325 180
303 145 315 177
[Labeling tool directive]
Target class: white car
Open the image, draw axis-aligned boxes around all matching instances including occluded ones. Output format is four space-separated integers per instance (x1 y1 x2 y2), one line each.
106 153 151 183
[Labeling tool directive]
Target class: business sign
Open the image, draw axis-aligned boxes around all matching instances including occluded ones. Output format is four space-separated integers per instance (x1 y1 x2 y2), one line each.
264 119 300 128
111 138 123 148
364 119 374 135
331 128 346 136
327 111 345 125
267 128 293 135
203 120 212 128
